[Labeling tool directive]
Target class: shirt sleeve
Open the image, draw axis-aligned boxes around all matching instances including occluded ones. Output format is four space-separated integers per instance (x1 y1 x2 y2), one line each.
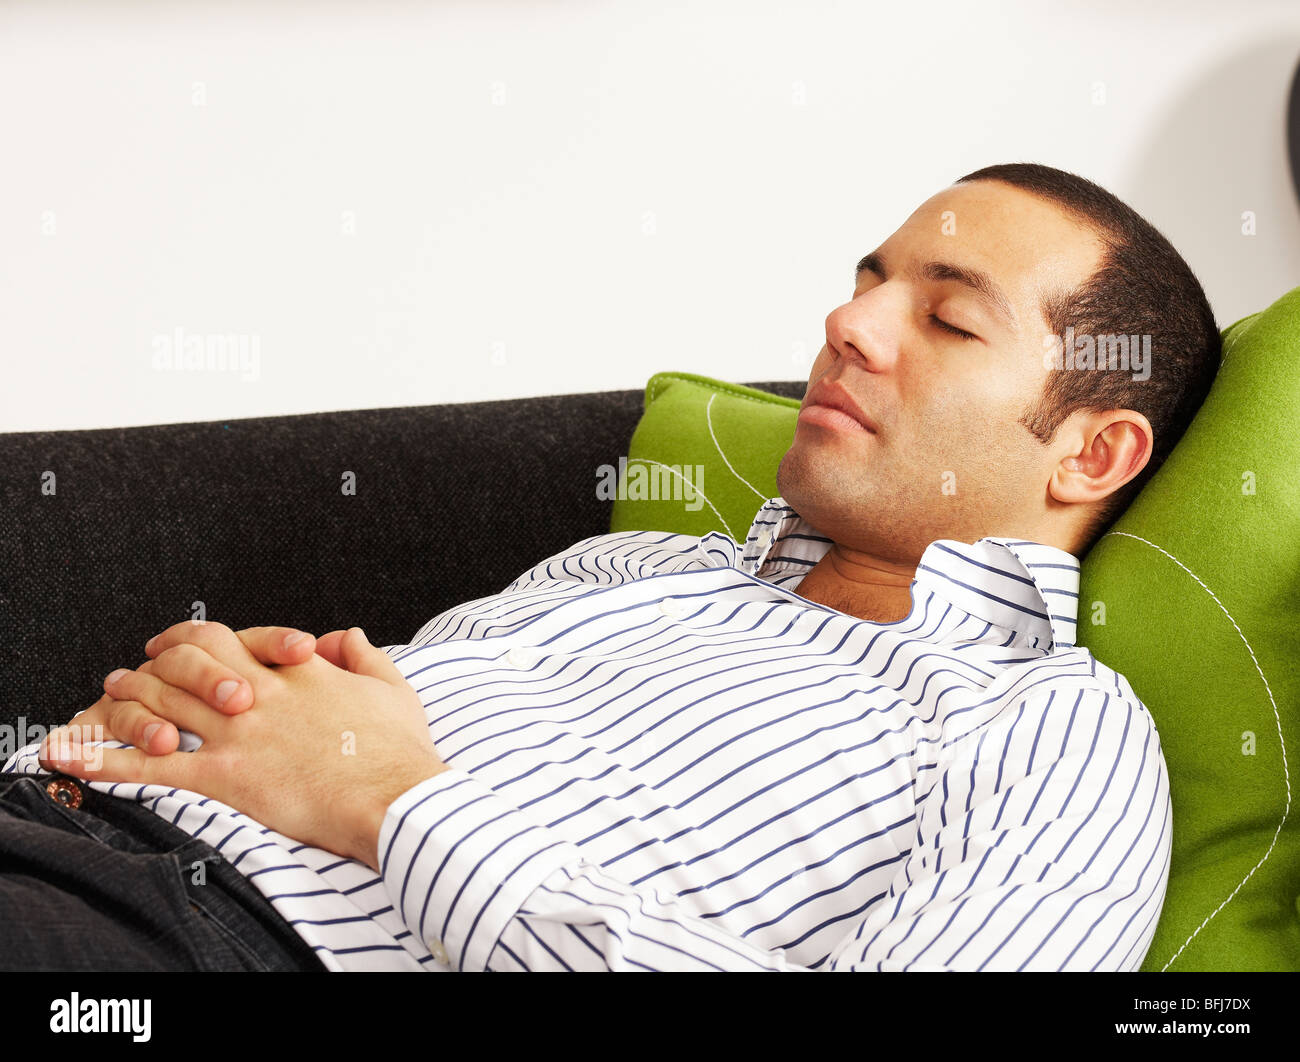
377 685 1172 972
376 767 802 971
835 684 1173 971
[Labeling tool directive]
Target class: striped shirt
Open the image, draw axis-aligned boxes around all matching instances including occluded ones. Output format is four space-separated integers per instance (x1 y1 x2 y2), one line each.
4 496 1172 971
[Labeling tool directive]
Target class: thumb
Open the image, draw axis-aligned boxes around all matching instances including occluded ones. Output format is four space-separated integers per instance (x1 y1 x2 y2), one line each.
338 627 404 685
313 629 350 669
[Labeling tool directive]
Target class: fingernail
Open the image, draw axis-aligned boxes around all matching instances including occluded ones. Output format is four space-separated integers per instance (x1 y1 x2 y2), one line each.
214 679 240 705
143 722 162 746
106 668 128 688
144 636 158 655
283 631 308 649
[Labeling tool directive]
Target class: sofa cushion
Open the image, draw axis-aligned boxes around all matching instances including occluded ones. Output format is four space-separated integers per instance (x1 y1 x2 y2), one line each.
1079 287 1300 972
608 373 801 540
610 287 1300 971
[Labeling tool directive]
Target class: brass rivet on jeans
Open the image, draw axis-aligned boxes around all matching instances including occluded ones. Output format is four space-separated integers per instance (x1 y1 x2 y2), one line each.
45 777 83 809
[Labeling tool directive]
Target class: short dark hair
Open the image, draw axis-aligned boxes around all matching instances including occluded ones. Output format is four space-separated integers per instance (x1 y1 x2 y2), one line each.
954 162 1221 553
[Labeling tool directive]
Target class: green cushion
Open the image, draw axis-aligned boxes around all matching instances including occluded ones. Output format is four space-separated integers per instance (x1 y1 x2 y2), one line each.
609 286 1300 972
608 373 800 541
1079 288 1300 971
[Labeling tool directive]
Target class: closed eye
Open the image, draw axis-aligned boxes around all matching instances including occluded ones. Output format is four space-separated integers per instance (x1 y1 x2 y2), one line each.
930 315 979 342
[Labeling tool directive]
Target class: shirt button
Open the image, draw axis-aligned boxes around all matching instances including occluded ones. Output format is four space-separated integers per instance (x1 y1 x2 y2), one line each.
658 598 684 618
505 646 538 669
45 777 83 809
429 939 450 966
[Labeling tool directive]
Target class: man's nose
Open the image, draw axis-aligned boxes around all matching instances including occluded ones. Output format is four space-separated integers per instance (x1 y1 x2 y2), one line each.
824 290 901 372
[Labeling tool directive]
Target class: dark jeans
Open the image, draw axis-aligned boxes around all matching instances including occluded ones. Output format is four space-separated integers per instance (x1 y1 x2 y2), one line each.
0 771 327 971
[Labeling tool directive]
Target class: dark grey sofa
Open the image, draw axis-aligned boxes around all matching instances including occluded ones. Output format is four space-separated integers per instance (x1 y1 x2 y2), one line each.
0 382 805 739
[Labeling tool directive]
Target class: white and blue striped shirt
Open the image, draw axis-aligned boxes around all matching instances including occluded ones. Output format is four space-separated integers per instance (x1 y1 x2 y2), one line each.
5 497 1172 971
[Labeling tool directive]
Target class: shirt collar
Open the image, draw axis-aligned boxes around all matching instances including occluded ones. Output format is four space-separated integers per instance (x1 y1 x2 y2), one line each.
733 496 1080 651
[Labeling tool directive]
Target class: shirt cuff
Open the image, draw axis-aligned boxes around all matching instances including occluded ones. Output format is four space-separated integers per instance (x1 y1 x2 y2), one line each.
377 767 582 971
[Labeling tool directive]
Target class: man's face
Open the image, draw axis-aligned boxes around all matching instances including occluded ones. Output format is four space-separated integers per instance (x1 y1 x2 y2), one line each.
776 179 1107 562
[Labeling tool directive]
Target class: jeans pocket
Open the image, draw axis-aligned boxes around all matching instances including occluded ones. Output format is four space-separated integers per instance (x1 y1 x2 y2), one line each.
161 845 274 972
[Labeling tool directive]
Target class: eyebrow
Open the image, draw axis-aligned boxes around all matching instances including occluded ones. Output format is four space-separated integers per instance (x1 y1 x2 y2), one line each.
855 250 1018 331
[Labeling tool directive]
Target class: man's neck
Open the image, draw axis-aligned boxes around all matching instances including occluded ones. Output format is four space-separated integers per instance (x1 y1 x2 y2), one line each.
794 545 916 622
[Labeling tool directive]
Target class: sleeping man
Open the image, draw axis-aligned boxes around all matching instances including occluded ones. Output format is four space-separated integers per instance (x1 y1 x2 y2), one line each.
3 161 1220 971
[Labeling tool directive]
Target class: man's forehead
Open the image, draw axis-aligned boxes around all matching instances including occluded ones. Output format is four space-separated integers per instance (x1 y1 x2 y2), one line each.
879 181 1106 319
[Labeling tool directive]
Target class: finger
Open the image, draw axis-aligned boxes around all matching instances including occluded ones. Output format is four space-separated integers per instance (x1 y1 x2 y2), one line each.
143 622 314 682
140 642 256 716
102 659 227 737
144 616 295 665
131 660 181 750
338 627 405 687
142 620 260 670
235 626 316 667
43 684 179 760
39 736 195 791
41 708 116 762
143 620 261 678
312 630 350 669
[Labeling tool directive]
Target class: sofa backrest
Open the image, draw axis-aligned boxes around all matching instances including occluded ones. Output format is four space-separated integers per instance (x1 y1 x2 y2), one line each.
0 382 804 738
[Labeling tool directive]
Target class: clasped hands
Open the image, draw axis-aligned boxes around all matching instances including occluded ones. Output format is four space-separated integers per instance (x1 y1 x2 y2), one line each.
37 622 449 872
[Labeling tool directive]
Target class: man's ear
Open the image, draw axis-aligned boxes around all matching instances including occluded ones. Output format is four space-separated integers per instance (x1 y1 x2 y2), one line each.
1047 409 1153 506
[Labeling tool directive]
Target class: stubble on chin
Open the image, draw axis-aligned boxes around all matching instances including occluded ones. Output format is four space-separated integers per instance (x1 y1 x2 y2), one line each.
777 443 868 536
777 443 934 562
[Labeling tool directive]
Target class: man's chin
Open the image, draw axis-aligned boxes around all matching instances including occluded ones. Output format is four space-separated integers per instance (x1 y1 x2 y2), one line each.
776 446 863 514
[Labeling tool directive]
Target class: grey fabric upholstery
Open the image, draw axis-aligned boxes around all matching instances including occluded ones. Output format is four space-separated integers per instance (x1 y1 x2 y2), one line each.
0 382 805 736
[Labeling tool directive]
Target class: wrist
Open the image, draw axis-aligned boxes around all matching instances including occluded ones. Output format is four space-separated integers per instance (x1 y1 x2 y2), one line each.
352 760 452 872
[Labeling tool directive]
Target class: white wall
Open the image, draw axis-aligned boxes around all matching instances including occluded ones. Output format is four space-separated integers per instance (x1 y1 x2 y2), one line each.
3 0 1299 432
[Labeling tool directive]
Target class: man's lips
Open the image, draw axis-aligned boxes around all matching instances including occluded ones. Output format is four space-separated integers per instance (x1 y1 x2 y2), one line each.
798 404 875 434
799 381 878 434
